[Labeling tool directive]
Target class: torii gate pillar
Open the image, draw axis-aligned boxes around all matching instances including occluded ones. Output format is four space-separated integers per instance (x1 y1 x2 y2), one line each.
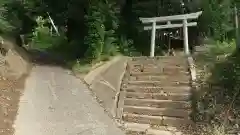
140 11 202 57
183 19 189 55
150 22 156 57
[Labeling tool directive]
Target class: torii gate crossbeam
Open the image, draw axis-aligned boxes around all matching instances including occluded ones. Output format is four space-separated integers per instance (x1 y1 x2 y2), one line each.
139 11 203 57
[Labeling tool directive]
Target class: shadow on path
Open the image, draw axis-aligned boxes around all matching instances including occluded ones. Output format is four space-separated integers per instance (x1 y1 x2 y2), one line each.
27 49 72 69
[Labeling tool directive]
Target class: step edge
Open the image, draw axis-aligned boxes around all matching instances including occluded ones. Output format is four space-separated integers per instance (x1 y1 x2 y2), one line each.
124 122 180 131
123 105 192 112
123 113 192 121
125 92 191 96
128 81 190 83
124 98 191 103
123 86 191 90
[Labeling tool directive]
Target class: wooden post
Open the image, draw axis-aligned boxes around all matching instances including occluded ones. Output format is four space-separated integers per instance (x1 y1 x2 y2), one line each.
183 19 189 55
47 12 60 36
150 21 156 57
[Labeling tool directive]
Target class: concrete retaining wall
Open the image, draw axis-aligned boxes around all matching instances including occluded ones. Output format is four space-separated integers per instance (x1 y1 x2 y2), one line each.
84 56 128 117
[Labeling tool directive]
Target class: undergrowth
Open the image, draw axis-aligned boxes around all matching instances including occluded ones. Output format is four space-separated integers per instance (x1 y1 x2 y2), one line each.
84 0 120 62
194 40 240 134
30 16 66 51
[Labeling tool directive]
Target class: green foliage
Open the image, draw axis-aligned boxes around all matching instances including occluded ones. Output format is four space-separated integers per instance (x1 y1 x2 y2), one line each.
1 0 239 60
0 0 15 33
117 35 141 56
0 16 15 33
199 0 238 41
1 0 240 74
30 16 65 50
209 40 236 55
84 0 119 62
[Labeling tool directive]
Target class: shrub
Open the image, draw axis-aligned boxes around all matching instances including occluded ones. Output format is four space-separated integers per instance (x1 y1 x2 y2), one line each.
30 16 65 50
84 0 119 62
195 40 240 134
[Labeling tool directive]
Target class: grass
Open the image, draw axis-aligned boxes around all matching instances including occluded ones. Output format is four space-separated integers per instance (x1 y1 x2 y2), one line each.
72 54 122 76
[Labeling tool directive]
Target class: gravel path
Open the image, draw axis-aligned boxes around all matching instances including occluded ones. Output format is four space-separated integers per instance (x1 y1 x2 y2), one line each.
14 65 125 135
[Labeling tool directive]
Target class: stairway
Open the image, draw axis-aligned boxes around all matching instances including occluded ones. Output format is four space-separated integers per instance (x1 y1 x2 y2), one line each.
119 56 194 135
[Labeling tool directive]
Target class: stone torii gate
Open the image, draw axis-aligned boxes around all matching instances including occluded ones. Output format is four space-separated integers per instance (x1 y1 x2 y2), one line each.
139 11 203 57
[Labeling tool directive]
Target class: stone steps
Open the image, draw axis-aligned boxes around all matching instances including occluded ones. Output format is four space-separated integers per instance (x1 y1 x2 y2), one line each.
129 70 187 75
129 71 189 76
123 113 193 128
127 81 190 87
128 64 187 71
119 56 193 135
129 60 186 67
131 57 187 64
123 105 190 118
124 99 191 109
129 75 190 81
125 92 190 101
124 122 183 135
123 86 191 93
